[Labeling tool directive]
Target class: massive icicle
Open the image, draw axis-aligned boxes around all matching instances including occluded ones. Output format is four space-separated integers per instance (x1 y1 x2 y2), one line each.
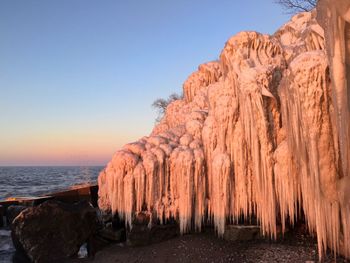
317 0 350 180
98 4 350 259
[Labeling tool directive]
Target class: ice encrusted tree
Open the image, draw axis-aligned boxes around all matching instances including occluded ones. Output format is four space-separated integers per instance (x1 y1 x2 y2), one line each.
152 92 183 122
275 0 317 14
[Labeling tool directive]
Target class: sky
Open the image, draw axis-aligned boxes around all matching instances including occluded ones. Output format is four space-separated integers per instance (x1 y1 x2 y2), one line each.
0 0 290 166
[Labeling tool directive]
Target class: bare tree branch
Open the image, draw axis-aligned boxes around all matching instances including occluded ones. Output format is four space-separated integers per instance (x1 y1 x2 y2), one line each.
275 0 317 14
152 92 183 122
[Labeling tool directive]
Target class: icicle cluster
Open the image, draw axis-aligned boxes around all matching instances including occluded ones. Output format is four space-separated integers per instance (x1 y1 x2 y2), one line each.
98 8 350 259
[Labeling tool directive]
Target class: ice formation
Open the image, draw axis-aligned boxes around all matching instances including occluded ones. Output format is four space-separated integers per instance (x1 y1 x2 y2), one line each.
98 0 350 259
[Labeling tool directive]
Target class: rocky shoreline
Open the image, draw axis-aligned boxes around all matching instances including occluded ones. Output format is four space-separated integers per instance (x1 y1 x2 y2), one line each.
0 185 349 263
0 170 347 262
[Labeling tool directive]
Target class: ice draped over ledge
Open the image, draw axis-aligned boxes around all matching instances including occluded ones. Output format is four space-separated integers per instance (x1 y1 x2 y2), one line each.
98 1 350 259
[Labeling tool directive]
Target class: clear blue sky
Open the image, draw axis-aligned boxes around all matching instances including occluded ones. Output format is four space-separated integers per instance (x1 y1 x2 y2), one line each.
0 0 290 166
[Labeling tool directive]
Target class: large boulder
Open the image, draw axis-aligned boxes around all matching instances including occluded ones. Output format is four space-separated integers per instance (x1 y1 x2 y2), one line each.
11 200 98 263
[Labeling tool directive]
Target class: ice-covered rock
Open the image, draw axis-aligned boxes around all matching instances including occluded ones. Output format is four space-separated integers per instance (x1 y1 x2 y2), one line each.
98 1 350 259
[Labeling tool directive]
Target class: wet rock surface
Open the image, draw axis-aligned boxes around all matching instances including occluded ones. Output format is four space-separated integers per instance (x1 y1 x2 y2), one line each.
11 200 98 263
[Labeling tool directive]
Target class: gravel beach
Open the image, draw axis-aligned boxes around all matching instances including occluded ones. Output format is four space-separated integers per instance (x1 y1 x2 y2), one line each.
68 228 349 263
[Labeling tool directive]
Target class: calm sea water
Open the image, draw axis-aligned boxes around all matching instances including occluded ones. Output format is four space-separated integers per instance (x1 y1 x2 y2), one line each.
0 166 103 201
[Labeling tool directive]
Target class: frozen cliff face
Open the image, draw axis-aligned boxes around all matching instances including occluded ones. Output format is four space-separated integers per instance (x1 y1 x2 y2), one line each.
317 0 350 186
98 5 350 259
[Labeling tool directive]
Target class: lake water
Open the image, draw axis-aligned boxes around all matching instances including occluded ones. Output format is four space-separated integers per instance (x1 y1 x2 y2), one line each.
0 166 103 200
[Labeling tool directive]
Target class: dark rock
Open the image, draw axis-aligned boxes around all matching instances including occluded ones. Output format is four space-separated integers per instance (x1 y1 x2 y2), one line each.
223 225 260 241
7 205 27 225
89 185 99 207
0 200 19 207
97 226 125 242
12 250 31 263
11 200 98 263
127 212 178 246
87 222 126 257
149 224 179 243
87 223 126 256
127 223 150 246
111 213 125 229
49 184 97 204
133 212 150 225
16 196 54 207
0 204 4 227
99 211 112 224
49 189 81 203
127 223 179 246
1 196 54 209
31 196 55 206
87 234 110 257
